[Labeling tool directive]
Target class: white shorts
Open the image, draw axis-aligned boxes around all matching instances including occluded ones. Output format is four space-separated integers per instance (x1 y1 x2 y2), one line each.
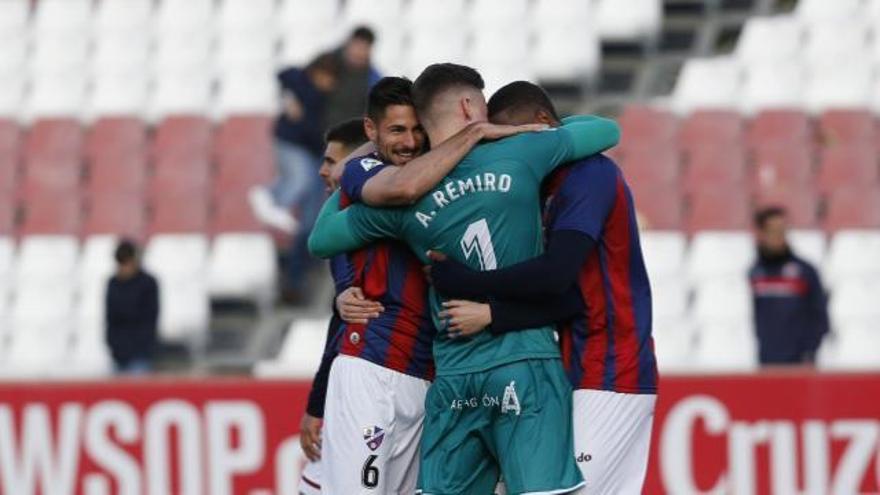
572 389 656 495
298 459 322 495
323 355 430 494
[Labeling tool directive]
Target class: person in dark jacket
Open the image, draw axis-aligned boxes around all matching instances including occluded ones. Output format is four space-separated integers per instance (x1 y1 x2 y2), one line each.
324 26 383 130
106 240 160 375
749 207 829 365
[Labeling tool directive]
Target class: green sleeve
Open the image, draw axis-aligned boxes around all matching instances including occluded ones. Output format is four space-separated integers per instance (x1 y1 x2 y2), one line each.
307 190 405 258
525 115 620 179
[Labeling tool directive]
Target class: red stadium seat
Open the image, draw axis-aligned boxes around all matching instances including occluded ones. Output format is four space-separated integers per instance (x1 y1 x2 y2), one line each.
148 194 209 235
754 185 820 228
21 155 82 198
150 154 212 197
686 188 751 232
816 144 879 194
214 116 273 157
153 116 213 158
617 105 677 149
87 153 147 194
618 146 680 190
678 110 743 151
630 184 684 230
86 117 147 160
84 193 147 239
0 153 18 192
211 191 264 235
25 119 84 160
751 144 814 190
214 149 274 193
746 110 811 148
19 193 82 236
683 148 748 192
818 110 874 146
824 187 880 231
0 195 14 236
0 119 20 155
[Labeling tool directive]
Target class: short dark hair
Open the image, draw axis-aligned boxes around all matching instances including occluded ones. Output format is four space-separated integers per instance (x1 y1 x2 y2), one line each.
366 76 415 122
325 118 368 149
412 63 484 117
115 239 138 264
754 206 786 228
350 25 376 44
306 52 340 78
488 81 560 122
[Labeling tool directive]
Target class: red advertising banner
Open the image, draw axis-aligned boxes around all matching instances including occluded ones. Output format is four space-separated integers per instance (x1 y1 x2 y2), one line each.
1 373 879 495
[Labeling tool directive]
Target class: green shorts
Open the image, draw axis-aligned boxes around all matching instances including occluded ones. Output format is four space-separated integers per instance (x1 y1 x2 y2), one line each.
417 358 583 495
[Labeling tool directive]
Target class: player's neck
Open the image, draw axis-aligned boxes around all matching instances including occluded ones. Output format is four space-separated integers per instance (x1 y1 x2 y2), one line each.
428 122 469 147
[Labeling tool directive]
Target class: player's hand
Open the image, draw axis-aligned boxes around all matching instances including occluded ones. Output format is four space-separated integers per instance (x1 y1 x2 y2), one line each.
439 300 492 338
473 122 548 141
283 92 304 121
424 250 481 300
299 414 323 462
336 287 384 324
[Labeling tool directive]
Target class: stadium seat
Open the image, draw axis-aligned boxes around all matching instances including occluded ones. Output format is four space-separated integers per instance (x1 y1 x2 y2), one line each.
406 29 469 78
803 20 869 67
617 105 678 149
678 111 743 152
95 0 151 35
344 0 404 30
688 231 755 283
595 0 662 41
89 74 150 119
214 116 273 156
0 0 28 33
671 58 741 114
3 282 75 377
154 29 213 75
640 231 687 282
153 116 213 157
208 233 276 311
0 153 15 193
155 0 213 34
739 60 805 115
804 62 873 114
821 323 880 370
0 197 14 236
796 0 862 23
143 234 211 347
686 188 752 232
21 154 81 198
83 193 146 239
217 30 276 74
405 0 467 29
754 186 820 229
682 148 747 193
278 28 344 67
253 318 327 378
33 0 91 36
0 74 25 120
825 230 880 286
619 146 680 188
88 152 146 194
149 195 210 235
150 73 214 121
469 0 529 28
214 150 275 193
31 33 90 77
14 234 79 286
86 117 147 160
829 279 880 327
469 28 532 81
787 229 827 270
67 322 113 377
217 0 275 34
76 234 117 335
0 119 20 155
692 321 758 371
735 16 803 64
216 70 279 119
693 277 753 325
0 236 14 303
652 278 690 320
751 144 814 190
532 27 601 83
630 185 684 230
25 76 89 121
746 110 812 148
277 0 340 32
25 119 83 159
211 191 264 234
817 110 875 146
93 32 152 79
652 318 696 372
19 194 82 236
824 187 880 231
150 154 211 197
816 145 878 194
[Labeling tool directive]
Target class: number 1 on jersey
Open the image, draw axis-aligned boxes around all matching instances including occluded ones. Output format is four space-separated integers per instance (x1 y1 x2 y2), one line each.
460 219 497 271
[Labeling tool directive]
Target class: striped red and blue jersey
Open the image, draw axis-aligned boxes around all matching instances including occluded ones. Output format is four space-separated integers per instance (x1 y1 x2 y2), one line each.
542 154 657 394
335 153 435 380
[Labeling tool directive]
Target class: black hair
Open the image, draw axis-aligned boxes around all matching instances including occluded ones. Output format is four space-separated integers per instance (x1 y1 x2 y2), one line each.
488 81 560 121
754 206 787 228
350 25 376 44
325 118 369 149
412 63 484 117
366 76 415 122
306 52 340 78
115 239 138 264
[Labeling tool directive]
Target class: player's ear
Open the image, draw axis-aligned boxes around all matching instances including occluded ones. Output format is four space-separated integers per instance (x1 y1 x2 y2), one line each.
461 97 474 123
364 117 379 142
536 109 558 127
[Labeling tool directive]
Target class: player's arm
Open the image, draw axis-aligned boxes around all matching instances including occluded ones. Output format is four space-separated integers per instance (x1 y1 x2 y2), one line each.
308 190 403 258
359 121 546 206
523 115 620 179
430 230 595 300
803 265 830 362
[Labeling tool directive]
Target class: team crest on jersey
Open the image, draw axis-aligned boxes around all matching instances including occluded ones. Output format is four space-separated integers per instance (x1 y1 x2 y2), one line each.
782 262 801 278
363 426 385 451
349 332 361 345
360 157 384 172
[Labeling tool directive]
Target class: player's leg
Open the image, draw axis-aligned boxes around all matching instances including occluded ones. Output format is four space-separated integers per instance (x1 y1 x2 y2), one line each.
417 374 499 495
381 369 430 493
298 459 322 495
571 389 657 495
489 359 584 495
322 356 397 494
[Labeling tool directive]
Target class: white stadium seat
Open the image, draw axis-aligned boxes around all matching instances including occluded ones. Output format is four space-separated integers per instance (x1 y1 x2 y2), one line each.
652 278 690 320
155 0 213 35
532 28 601 83
829 280 880 328
0 35 26 74
820 323 880 370
406 29 468 77
277 0 340 33
0 0 29 34
825 230 880 287
740 60 805 115
254 318 328 378
77 235 118 325
144 235 211 348
15 236 80 287
533 0 593 29
30 34 90 76
0 73 25 120
278 28 345 67
688 231 755 284
0 237 13 300
787 230 826 271
93 33 152 77
595 0 662 41
805 62 873 115
95 0 152 35
208 233 276 312
89 74 150 118
641 231 687 282
150 73 213 121
217 30 276 73
154 32 213 75
2 283 75 377
804 20 869 67
373 29 407 77
470 0 530 30
344 0 405 30
796 0 862 23
217 0 275 34
693 277 753 325
693 321 759 372
33 0 91 35
406 0 467 29
736 16 803 64
653 318 696 372
216 70 278 119
671 57 741 114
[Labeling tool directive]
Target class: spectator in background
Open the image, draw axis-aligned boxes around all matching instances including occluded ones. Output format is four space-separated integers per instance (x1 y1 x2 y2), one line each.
749 207 829 365
106 240 160 375
323 26 382 130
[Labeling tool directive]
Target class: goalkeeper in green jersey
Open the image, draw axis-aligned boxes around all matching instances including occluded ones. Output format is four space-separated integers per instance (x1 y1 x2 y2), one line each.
308 63 619 495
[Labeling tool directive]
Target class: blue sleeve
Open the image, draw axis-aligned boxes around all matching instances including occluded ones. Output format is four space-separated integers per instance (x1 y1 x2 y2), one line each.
550 156 621 241
277 67 304 93
340 155 390 203
368 67 382 88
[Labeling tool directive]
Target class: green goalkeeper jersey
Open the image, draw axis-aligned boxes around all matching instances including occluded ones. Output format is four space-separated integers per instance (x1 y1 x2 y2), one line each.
309 116 620 376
